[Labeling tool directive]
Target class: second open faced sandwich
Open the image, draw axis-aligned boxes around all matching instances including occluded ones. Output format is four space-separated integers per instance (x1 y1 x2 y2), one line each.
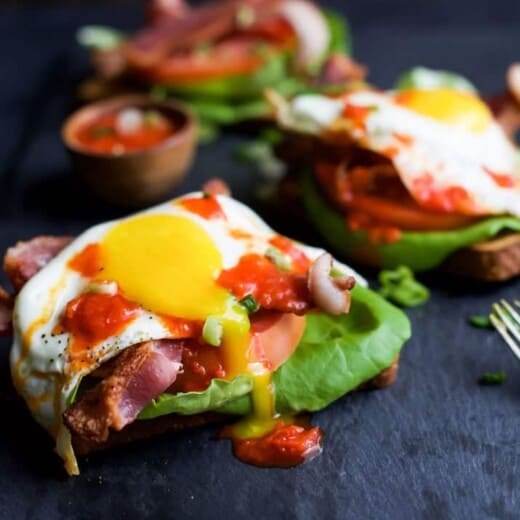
0 181 409 475
270 65 520 281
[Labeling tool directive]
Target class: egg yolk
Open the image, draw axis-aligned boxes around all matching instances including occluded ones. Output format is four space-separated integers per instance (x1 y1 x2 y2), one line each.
99 214 229 320
395 88 492 133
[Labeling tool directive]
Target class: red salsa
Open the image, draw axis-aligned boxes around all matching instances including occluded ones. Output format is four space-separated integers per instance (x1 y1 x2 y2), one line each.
222 420 323 468
75 108 177 155
179 194 226 220
217 253 312 315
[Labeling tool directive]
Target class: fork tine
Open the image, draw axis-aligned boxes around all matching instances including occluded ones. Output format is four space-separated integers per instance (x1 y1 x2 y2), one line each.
500 299 520 327
493 302 520 343
491 304 520 361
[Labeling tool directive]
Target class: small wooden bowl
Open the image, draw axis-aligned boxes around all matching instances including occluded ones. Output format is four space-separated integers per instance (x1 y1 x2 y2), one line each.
62 95 196 207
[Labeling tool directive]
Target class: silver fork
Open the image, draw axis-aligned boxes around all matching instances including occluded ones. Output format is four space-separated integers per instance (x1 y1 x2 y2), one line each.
490 299 520 361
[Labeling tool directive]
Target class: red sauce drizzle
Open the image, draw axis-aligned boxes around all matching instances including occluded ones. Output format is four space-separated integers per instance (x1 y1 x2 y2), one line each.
411 174 481 213
68 243 103 277
63 293 140 368
484 167 516 188
169 341 227 393
342 103 373 124
179 195 226 220
217 253 312 315
222 420 323 468
75 112 176 155
268 236 311 274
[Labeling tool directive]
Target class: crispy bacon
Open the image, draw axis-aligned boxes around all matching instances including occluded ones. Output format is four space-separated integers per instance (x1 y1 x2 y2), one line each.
202 177 231 197
319 53 368 86
0 287 13 336
63 340 184 443
124 0 282 69
4 236 73 292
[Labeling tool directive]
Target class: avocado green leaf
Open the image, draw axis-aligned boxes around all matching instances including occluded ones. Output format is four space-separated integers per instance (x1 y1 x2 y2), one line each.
138 375 253 419
395 66 477 93
302 172 520 272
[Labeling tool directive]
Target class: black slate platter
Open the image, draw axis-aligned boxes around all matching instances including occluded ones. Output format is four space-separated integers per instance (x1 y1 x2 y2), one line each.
1 1 520 518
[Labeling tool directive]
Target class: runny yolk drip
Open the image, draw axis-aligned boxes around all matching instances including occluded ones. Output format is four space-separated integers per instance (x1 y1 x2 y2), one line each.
178 194 226 220
394 88 492 133
62 293 140 370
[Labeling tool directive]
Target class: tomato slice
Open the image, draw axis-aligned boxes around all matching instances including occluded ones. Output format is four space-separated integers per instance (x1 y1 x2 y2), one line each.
316 162 480 232
250 311 306 370
144 38 265 83
347 194 478 231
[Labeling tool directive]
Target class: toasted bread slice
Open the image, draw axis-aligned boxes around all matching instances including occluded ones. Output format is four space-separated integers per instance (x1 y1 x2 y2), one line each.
441 232 520 281
72 356 400 455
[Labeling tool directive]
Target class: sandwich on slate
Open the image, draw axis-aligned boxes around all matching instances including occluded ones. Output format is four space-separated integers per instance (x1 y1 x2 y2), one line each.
78 0 364 134
270 65 520 281
0 182 409 475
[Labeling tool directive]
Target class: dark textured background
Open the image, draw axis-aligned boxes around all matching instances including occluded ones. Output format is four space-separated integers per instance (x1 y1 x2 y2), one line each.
1 1 520 518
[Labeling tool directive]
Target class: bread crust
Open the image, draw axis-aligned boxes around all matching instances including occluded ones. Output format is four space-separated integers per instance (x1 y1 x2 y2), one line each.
441 232 520 281
72 355 400 455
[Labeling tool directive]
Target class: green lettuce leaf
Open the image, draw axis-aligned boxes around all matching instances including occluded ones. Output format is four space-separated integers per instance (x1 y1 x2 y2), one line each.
302 172 520 272
273 285 410 414
138 375 253 419
137 284 409 420
157 53 289 101
395 66 477 93
324 9 352 56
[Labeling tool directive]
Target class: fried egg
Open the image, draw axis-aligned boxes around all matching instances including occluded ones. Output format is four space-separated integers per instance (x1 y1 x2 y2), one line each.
10 192 362 474
276 88 520 216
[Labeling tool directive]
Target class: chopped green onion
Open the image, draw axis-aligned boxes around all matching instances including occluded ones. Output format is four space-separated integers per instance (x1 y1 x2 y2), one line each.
236 6 255 29
142 110 162 127
395 67 477 94
265 246 291 271
149 85 169 101
478 371 506 385
377 265 430 307
76 25 125 51
240 295 260 313
194 42 212 56
203 316 223 347
258 127 283 146
468 315 493 329
91 127 113 138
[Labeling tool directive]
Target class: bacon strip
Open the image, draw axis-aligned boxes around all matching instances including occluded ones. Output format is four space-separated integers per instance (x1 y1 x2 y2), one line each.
124 0 282 69
63 340 183 443
0 287 13 335
4 236 73 292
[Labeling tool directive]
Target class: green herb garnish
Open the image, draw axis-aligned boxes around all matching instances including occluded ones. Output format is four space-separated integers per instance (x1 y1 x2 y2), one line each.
265 246 291 271
202 316 223 347
142 110 161 127
76 25 125 50
478 371 506 385
468 315 493 329
91 126 113 138
377 265 429 307
239 295 260 313
258 127 283 146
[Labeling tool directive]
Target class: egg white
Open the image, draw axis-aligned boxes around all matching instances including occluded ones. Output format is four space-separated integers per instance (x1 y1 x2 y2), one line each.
283 91 520 217
10 192 364 474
